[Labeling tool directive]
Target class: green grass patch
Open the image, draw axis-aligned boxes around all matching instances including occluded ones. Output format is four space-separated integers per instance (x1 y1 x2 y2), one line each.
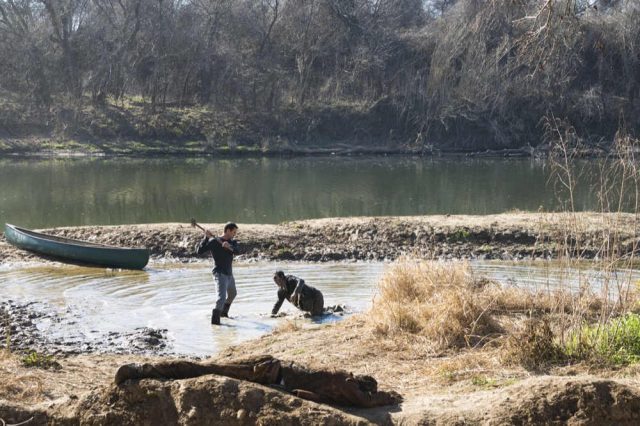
275 248 294 259
564 313 640 365
450 228 471 242
21 351 61 369
470 375 498 388
437 367 457 383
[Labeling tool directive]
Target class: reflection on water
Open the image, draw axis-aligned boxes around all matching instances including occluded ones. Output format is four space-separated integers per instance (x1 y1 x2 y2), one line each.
1 260 638 356
0 157 612 229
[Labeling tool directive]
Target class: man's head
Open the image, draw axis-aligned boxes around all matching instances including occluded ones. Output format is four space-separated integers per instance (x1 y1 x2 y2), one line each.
273 270 286 287
223 222 238 239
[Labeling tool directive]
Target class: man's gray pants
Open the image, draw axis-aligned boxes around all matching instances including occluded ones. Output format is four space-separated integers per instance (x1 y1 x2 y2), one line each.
214 272 237 311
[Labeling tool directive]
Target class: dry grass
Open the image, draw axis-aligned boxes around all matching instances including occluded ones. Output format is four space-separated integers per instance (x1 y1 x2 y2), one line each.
0 352 45 402
272 320 303 334
368 258 609 350
365 256 632 368
368 259 500 349
502 317 566 370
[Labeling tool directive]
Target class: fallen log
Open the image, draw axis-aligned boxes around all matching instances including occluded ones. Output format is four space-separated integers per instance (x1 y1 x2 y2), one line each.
115 355 402 408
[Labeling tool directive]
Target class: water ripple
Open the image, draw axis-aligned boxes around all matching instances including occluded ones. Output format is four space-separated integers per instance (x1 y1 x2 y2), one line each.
1 260 637 357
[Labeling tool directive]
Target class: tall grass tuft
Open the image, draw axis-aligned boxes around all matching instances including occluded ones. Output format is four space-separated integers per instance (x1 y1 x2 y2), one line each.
504 317 566 370
369 259 501 349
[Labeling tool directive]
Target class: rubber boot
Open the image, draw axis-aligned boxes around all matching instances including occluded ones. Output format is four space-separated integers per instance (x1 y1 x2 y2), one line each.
221 303 231 318
211 308 221 325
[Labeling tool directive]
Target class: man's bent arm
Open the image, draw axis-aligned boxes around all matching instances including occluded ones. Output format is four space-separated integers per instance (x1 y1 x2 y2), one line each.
292 279 307 299
272 290 286 315
196 237 219 255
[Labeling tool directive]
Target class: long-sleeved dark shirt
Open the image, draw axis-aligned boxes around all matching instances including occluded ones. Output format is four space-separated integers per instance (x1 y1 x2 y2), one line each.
196 236 239 275
272 275 304 315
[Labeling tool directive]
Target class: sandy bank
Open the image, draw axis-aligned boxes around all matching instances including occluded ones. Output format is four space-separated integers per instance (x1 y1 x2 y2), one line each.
3 315 640 425
2 213 638 266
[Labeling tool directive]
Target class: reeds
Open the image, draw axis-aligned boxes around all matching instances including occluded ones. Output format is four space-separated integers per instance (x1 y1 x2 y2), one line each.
369 259 492 349
543 121 640 364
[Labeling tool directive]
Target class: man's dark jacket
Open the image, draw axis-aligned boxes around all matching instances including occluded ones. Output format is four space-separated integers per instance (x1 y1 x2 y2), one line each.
197 236 239 275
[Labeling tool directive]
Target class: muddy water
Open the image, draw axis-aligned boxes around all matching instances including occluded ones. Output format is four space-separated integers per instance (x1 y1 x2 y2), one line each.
1 261 638 357
0 262 384 357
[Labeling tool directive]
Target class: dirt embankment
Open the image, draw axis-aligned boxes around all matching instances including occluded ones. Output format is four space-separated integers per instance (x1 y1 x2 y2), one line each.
0 100 426 157
2 213 638 265
3 316 640 425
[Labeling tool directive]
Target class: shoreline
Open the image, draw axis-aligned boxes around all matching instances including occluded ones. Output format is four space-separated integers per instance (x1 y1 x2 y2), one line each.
2 213 638 265
0 145 541 158
3 144 618 159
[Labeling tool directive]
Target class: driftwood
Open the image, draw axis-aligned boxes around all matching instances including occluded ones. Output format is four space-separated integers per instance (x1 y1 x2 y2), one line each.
115 355 402 408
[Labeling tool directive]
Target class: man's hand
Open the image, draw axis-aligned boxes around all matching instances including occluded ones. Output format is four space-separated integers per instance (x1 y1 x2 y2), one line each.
222 241 232 251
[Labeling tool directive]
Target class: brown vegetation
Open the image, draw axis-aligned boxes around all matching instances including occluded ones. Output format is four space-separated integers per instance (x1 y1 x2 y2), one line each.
0 0 639 151
366 255 640 372
369 259 501 349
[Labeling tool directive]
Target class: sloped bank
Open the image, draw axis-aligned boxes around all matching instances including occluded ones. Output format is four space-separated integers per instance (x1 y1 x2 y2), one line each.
3 323 640 425
1 213 638 265
5 377 640 425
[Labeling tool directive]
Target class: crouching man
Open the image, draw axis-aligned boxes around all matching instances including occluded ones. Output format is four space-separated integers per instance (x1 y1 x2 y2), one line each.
272 270 324 317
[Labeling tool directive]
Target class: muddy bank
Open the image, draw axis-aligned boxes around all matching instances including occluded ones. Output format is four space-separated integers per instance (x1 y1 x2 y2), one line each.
1 213 638 265
0 300 171 357
0 297 346 360
3 315 640 425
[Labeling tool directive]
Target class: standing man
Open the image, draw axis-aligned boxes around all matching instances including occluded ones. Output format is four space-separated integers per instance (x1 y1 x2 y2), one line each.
196 222 239 325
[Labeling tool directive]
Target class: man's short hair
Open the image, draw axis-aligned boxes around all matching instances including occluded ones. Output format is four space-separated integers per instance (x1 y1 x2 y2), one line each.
274 270 285 278
224 222 238 232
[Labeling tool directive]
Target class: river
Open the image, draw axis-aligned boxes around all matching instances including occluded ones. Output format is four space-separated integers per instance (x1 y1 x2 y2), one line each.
0 156 607 229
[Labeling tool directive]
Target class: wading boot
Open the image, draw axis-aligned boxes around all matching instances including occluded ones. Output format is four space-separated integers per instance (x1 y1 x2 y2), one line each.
211 309 221 325
221 303 232 318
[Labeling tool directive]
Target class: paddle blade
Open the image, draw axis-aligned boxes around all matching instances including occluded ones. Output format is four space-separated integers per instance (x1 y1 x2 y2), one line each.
190 218 197 228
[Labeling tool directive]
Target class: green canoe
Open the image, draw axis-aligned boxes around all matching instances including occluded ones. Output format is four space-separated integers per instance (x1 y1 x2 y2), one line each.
4 224 149 270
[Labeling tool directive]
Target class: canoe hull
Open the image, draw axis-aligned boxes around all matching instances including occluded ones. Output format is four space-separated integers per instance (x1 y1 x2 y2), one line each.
4 224 149 270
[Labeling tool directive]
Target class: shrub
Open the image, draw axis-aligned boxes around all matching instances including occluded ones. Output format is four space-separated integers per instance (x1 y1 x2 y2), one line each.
21 352 61 370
